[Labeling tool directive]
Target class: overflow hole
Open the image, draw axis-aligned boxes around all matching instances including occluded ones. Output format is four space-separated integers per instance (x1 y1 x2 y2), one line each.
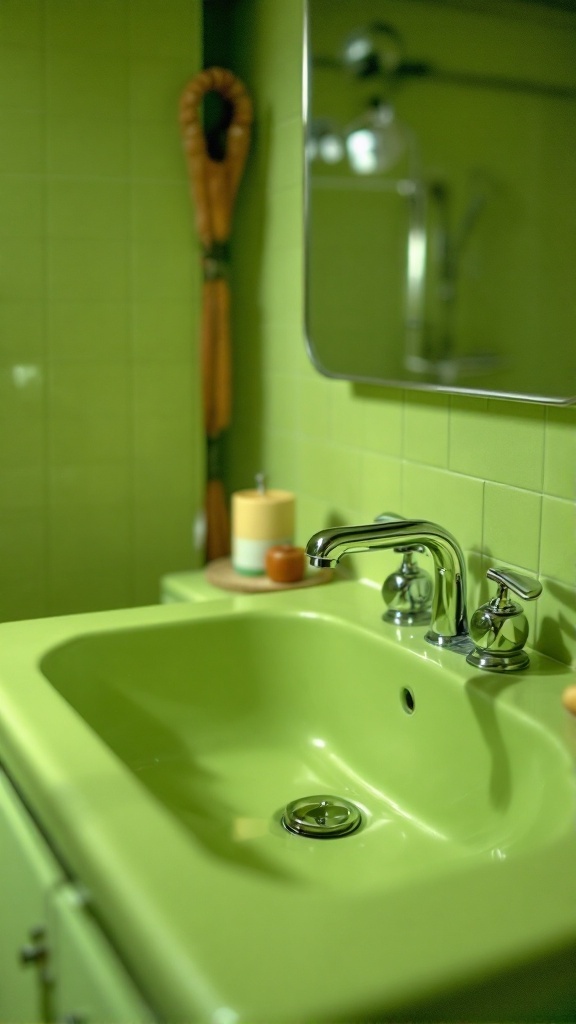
401 687 415 714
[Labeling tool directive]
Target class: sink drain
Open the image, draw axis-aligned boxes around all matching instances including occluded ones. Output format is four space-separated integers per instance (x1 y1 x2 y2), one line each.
281 795 362 838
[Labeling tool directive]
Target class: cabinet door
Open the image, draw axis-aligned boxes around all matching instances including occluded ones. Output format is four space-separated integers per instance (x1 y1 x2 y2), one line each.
50 885 156 1024
0 768 62 1022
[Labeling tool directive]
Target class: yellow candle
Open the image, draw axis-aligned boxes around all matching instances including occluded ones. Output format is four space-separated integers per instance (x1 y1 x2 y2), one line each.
232 489 295 575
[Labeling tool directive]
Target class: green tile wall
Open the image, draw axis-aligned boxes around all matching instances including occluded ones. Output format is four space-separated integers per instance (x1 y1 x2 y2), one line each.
0 0 203 620
226 0 576 667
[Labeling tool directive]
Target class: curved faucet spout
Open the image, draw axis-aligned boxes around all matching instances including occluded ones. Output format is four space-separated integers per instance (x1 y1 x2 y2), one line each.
306 519 472 652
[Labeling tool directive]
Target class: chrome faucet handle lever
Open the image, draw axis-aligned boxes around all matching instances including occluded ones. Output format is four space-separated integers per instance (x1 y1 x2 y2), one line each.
466 566 542 673
486 566 542 603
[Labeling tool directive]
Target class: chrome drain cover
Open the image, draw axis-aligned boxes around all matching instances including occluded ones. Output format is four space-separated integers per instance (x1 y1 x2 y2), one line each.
282 795 362 838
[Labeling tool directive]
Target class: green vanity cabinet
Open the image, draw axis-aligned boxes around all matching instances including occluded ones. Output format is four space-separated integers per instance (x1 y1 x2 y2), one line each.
49 884 155 1024
0 768 62 1022
0 768 155 1024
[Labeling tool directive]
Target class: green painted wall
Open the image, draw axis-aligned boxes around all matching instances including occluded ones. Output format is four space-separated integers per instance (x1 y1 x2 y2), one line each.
226 0 575 667
0 0 203 620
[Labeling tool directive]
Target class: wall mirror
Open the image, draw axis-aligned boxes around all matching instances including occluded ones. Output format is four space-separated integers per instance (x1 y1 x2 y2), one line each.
304 0 576 404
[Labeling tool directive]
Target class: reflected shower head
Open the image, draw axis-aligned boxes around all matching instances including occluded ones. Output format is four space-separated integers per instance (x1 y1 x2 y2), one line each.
345 100 407 175
342 22 403 78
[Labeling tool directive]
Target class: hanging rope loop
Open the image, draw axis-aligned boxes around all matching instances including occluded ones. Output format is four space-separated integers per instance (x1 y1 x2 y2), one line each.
180 67 253 561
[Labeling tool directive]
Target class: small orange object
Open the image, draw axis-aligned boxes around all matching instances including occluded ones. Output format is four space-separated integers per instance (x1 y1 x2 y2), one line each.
265 545 306 584
562 685 576 715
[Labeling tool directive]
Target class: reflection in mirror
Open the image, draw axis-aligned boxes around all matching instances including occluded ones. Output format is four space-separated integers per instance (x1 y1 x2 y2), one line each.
305 0 576 404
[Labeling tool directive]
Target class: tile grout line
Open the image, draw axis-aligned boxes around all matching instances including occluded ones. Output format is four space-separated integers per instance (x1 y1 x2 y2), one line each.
40 0 52 617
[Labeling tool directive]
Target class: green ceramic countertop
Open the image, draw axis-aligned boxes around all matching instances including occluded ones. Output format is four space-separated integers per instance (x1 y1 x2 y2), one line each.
0 579 575 1022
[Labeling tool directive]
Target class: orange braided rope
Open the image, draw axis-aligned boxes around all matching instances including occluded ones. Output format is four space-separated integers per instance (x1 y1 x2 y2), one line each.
180 68 252 560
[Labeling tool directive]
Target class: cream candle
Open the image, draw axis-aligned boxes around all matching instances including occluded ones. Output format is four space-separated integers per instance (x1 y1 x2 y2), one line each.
232 488 295 575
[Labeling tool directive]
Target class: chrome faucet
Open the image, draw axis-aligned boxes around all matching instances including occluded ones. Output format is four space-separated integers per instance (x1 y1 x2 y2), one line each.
306 519 473 653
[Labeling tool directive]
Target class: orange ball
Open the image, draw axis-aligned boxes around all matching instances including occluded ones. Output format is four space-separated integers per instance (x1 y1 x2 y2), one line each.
561 685 576 715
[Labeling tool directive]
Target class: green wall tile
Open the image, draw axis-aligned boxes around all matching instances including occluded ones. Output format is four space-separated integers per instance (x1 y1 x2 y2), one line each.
331 382 365 449
1 239 45 300
402 463 484 553
328 445 364 514
0 1 43 49
0 112 44 174
0 302 45 361
261 431 298 495
0 179 44 237
130 181 192 244
403 391 450 467
128 0 200 59
132 361 198 464
450 397 546 490
0 45 44 112
359 386 403 457
46 117 130 177
360 452 402 521
131 301 195 361
540 495 576 585
131 241 194 302
130 122 187 180
264 372 298 434
48 362 131 465
267 186 304 252
297 374 333 438
48 239 129 302
0 364 46 467
296 437 333 502
0 509 47 622
263 322 302 377
544 405 576 500
536 577 576 669
49 463 131 512
47 180 130 240
483 482 541 572
48 505 132 615
268 118 304 193
45 0 129 55
47 301 130 361
129 56 189 122
46 51 129 121
0 465 45 513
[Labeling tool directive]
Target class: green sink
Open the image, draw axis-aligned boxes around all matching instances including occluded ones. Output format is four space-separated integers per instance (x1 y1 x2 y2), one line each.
41 609 573 896
0 580 575 1022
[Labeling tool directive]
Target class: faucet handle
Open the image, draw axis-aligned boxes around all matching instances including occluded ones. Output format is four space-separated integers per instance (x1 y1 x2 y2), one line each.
466 566 542 673
485 566 542 602
375 514 433 626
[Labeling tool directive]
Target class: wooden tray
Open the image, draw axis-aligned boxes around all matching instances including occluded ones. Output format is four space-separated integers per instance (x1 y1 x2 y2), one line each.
205 558 334 593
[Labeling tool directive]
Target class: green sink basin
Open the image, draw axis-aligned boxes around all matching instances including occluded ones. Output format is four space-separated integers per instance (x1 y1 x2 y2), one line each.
0 580 575 1022
41 609 573 896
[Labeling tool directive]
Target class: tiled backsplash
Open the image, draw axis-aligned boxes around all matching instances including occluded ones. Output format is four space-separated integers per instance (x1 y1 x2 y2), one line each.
0 0 203 620
226 0 575 666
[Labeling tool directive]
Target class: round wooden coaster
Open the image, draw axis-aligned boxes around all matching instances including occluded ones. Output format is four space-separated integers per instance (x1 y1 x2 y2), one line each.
205 557 333 593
